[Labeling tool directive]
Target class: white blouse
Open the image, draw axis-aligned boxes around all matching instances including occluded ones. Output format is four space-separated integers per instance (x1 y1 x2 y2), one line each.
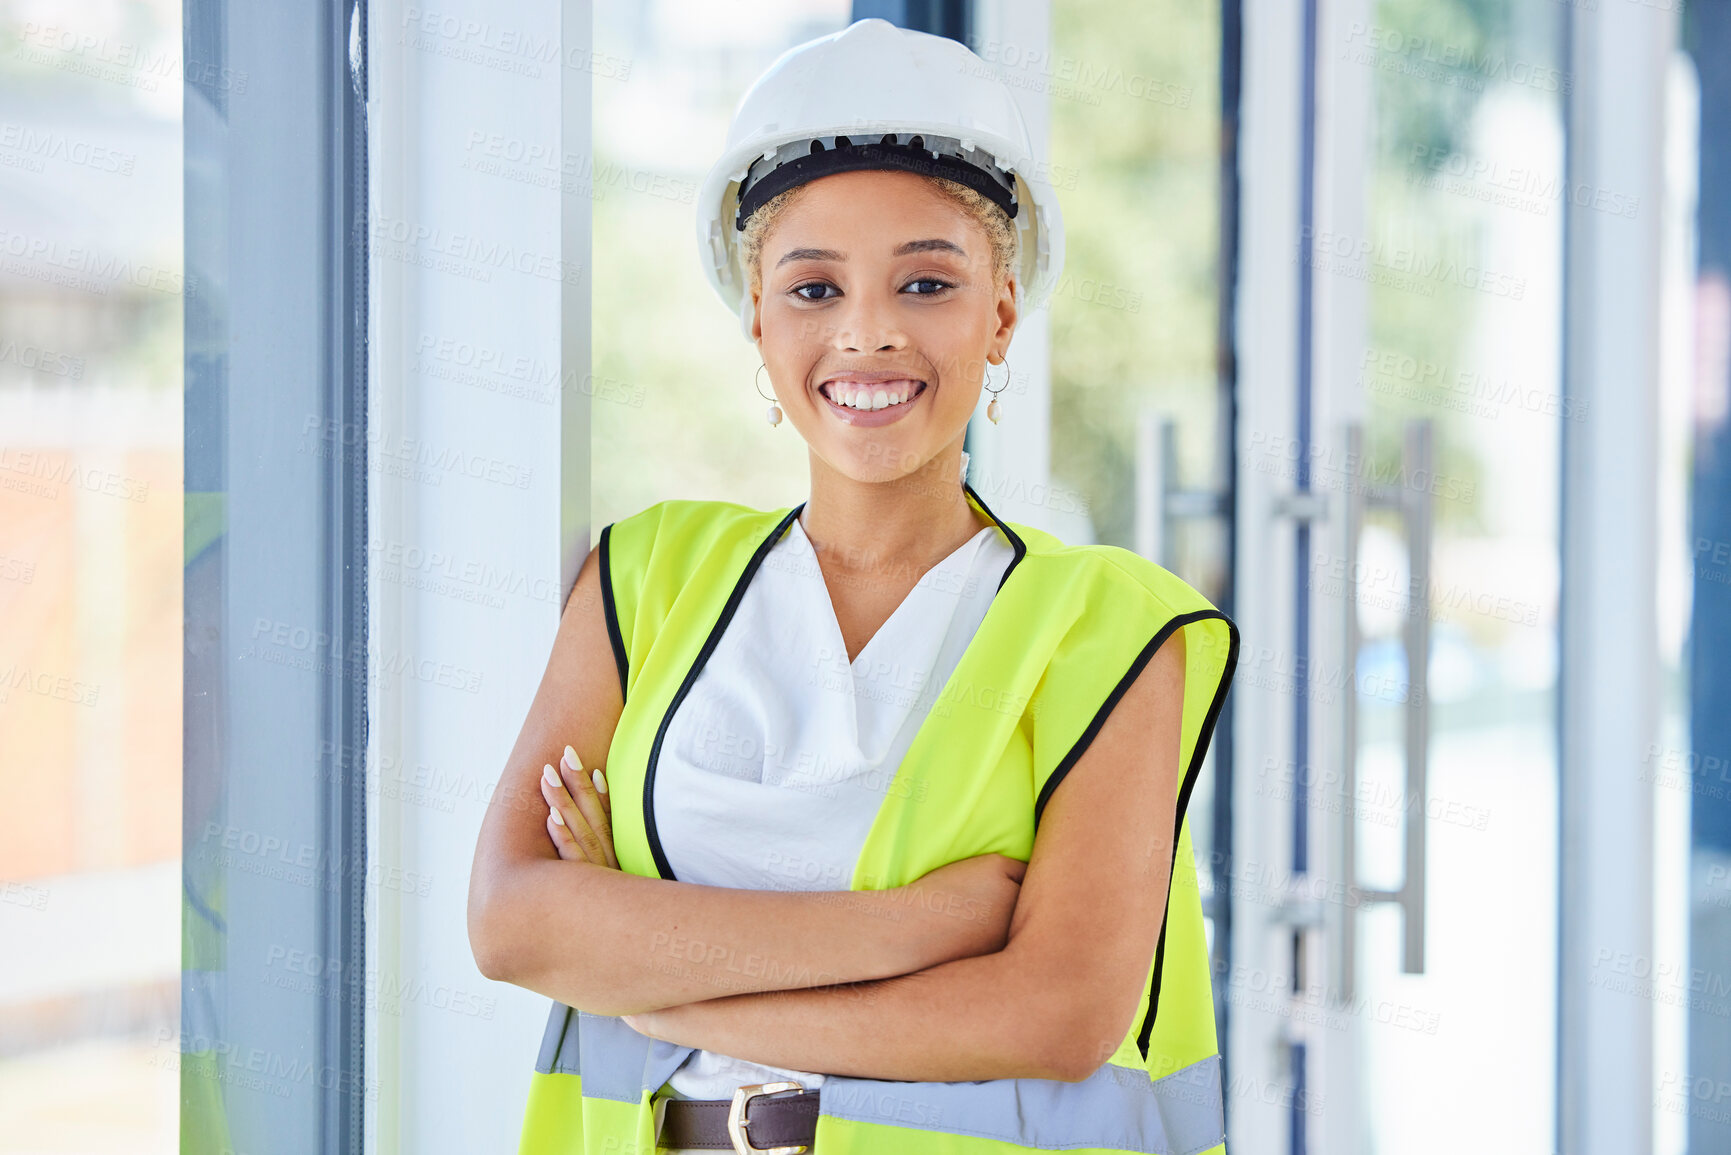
653 508 1015 1133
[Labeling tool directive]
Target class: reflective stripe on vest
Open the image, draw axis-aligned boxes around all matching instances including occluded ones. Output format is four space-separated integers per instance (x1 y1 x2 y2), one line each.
533 1004 1226 1154
519 485 1240 1155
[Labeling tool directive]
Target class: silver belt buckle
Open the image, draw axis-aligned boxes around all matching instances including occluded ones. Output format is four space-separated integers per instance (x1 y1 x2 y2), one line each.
727 1080 808 1155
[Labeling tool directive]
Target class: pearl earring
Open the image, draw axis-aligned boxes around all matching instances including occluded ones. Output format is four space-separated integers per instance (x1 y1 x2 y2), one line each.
755 363 781 426
985 354 1009 424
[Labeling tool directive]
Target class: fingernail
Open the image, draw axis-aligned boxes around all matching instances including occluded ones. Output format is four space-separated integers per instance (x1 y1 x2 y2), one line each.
543 763 560 789
563 745 579 770
549 806 566 827
592 768 608 795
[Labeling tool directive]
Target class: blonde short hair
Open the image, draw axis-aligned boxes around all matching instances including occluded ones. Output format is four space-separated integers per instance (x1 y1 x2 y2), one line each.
741 174 1019 309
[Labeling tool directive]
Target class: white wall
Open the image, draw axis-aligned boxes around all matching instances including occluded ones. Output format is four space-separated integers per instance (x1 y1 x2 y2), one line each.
366 2 585 1150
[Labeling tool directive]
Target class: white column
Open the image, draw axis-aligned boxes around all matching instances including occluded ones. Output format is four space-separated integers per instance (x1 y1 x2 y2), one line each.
366 1 582 1151
1557 4 1676 1154
1230 0 1307 1149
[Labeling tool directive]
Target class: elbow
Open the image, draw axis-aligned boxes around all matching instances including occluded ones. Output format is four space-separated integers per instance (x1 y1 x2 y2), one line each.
985 950 1131 1083
1018 980 1137 1084
1014 1027 1118 1084
466 868 521 984
1034 1025 1122 1084
1003 1004 1121 1087
470 928 513 985
1052 1032 1123 1084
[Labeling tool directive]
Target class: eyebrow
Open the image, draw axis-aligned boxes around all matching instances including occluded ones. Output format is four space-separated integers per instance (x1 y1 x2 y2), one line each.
775 238 967 268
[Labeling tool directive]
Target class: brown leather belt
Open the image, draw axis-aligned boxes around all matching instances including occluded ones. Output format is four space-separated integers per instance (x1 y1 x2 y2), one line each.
657 1081 819 1153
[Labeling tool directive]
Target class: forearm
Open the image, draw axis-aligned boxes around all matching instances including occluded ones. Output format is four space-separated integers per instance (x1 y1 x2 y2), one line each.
470 856 995 1016
632 941 1098 1083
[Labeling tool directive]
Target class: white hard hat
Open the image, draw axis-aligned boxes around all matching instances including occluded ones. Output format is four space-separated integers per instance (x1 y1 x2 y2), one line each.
695 17 1067 341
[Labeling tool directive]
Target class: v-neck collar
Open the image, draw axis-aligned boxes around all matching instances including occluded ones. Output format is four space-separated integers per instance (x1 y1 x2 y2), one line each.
640 483 1029 881
787 513 998 672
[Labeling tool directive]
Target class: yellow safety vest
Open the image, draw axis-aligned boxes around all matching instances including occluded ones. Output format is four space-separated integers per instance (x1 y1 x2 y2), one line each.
519 484 1239 1154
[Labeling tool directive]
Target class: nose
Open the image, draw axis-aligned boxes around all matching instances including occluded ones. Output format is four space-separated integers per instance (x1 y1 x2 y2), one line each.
830 288 908 353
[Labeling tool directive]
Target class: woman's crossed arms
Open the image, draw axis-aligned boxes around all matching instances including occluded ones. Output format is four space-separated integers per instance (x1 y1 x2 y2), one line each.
467 540 1186 1084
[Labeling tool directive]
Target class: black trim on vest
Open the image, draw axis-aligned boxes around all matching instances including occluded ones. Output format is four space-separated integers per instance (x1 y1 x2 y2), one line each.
962 480 1027 591
1138 613 1239 1059
642 490 1023 882
1027 607 1240 1060
598 523 629 704
642 505 807 881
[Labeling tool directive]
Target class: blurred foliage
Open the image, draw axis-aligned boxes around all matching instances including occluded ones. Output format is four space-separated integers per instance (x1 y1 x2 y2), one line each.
589 162 814 527
1368 0 1511 163
1045 0 1222 550
1361 0 1559 540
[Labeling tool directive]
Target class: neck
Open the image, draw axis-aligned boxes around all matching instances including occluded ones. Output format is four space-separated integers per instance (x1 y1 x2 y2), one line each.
798 448 990 579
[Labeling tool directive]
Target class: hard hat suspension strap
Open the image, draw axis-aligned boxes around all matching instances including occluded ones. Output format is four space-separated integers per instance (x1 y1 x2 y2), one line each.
734 132 1018 230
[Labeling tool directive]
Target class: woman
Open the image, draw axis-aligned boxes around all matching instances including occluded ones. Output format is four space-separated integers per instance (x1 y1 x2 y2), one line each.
468 18 1239 1155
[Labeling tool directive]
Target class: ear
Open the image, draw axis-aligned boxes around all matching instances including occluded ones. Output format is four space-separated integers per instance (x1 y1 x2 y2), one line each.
745 284 762 344
994 273 1019 351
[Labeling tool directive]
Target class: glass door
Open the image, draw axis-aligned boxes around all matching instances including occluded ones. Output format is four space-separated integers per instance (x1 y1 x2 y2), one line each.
1339 4 1564 1152
1233 1 1565 1151
1040 0 1235 1044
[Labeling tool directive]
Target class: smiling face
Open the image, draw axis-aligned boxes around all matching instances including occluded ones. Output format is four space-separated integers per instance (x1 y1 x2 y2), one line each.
748 168 1018 485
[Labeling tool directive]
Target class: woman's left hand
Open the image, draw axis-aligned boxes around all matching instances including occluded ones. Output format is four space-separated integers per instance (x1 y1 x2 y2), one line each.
541 745 618 869
621 1009 664 1038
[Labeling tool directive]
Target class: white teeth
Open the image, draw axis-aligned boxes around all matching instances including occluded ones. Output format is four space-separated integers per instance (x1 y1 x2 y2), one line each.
826 381 918 410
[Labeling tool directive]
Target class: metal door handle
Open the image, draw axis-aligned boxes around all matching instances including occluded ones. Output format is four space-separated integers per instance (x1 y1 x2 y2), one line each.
1336 418 1433 1000
1136 409 1229 569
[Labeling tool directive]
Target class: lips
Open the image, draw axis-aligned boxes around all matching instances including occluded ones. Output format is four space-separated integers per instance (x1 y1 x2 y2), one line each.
819 379 923 407
817 378 929 425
